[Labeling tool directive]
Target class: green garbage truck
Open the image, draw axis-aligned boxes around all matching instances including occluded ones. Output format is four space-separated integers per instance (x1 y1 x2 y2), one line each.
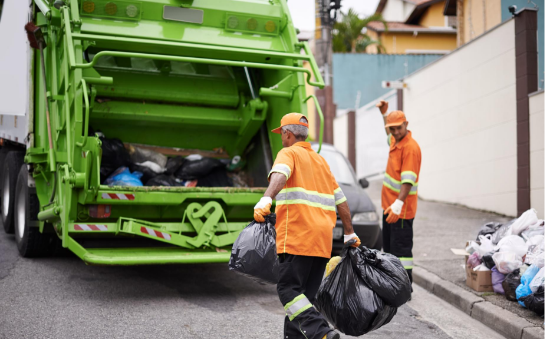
0 0 324 264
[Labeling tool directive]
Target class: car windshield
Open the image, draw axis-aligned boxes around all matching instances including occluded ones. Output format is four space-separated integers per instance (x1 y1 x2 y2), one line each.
316 148 356 186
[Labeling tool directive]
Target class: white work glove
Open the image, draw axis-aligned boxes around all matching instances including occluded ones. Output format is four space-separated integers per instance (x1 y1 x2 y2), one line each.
254 197 272 222
344 233 361 248
384 199 404 224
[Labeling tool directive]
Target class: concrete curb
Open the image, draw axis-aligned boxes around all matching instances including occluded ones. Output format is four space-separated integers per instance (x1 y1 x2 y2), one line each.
413 266 544 339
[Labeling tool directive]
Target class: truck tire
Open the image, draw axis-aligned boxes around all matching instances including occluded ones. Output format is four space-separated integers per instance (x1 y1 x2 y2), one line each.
14 165 55 257
1 151 24 234
0 144 16 179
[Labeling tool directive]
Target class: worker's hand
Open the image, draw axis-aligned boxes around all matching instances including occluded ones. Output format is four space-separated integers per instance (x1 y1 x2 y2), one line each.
376 100 389 115
343 233 361 248
254 197 272 223
384 199 404 224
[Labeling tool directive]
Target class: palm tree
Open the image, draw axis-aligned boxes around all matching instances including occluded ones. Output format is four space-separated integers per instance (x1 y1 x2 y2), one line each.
332 9 387 54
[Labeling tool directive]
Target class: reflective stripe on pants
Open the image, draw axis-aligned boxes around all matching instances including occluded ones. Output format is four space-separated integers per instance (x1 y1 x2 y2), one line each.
400 257 414 270
284 294 313 321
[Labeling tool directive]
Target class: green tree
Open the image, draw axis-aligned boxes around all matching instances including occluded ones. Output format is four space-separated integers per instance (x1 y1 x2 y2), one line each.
332 9 387 53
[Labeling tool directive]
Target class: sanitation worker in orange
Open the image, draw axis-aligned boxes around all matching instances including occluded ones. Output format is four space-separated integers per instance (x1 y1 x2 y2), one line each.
253 113 359 339
376 100 422 284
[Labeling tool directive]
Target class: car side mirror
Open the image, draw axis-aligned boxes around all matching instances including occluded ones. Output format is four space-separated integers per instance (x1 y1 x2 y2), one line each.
358 178 369 189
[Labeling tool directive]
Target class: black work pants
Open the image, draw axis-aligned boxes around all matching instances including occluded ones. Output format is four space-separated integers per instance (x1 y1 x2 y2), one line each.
277 254 331 339
383 214 414 283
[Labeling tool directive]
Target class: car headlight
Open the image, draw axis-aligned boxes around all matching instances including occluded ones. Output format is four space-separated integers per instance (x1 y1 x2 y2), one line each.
352 212 378 222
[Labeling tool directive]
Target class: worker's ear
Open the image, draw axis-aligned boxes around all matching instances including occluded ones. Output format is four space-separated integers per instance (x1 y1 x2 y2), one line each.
404 121 409 129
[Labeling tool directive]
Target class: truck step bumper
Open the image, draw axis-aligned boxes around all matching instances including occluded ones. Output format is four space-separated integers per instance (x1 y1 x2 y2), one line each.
69 239 231 265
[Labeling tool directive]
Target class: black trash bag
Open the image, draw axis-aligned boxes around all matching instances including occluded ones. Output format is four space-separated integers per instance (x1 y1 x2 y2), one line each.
175 156 224 180
145 174 179 187
100 137 132 182
519 286 544 316
165 156 185 174
315 243 398 336
351 246 412 307
482 254 496 270
197 168 233 187
491 219 516 245
130 164 159 183
476 222 503 241
229 214 279 285
502 269 521 301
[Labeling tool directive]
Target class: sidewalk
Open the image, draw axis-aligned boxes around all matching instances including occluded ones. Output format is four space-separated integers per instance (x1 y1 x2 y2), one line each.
365 177 544 338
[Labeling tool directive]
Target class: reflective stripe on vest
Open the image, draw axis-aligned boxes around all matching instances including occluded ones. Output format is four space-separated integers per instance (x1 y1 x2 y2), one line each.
400 171 418 185
269 163 292 180
383 173 418 195
400 257 413 269
276 187 336 212
334 187 347 205
284 294 313 321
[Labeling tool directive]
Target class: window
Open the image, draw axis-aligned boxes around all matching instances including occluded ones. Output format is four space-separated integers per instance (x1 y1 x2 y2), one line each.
316 148 357 186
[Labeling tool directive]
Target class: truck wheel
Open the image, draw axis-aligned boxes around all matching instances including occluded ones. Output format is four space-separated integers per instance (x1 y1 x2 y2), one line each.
14 164 55 257
0 144 16 179
1 151 24 234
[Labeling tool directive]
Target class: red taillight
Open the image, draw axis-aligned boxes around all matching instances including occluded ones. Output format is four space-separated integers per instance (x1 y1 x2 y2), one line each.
24 22 46 50
89 205 112 218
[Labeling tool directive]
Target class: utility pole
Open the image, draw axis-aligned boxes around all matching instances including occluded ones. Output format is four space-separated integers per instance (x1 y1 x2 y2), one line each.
314 0 340 144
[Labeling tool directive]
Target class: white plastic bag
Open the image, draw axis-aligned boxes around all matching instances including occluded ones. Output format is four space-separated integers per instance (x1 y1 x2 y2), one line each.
473 264 491 271
136 161 166 174
521 220 544 241
510 208 538 236
526 234 544 247
494 235 528 258
529 267 544 293
478 235 494 255
525 236 545 267
492 252 523 274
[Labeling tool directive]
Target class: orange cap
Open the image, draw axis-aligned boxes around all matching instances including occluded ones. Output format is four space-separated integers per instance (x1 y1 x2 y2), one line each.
271 113 309 134
385 110 407 128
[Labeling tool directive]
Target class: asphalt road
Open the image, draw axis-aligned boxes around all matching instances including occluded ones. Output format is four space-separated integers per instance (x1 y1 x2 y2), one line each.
0 231 506 339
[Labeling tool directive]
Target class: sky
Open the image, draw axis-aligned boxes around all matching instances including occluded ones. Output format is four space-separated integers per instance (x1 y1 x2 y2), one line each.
287 0 381 31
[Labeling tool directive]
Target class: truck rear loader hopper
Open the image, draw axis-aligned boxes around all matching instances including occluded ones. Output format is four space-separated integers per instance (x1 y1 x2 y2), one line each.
0 0 325 265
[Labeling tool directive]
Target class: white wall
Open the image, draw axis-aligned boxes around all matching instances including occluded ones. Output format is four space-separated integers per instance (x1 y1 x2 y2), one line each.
382 0 405 22
333 112 349 158
403 1 417 21
403 19 518 216
529 91 544 219
355 90 397 179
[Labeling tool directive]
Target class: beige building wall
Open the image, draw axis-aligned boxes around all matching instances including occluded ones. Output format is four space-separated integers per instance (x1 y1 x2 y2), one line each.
529 91 544 218
333 113 348 158
461 0 502 44
420 1 448 27
403 19 518 216
379 32 457 53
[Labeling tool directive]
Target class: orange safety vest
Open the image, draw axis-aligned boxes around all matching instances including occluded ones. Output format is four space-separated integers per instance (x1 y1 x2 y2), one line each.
269 142 346 259
382 131 422 220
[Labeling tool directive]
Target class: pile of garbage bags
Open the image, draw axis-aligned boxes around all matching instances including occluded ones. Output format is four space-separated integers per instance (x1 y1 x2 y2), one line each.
466 208 544 315
228 214 279 285
99 135 246 188
314 241 411 336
